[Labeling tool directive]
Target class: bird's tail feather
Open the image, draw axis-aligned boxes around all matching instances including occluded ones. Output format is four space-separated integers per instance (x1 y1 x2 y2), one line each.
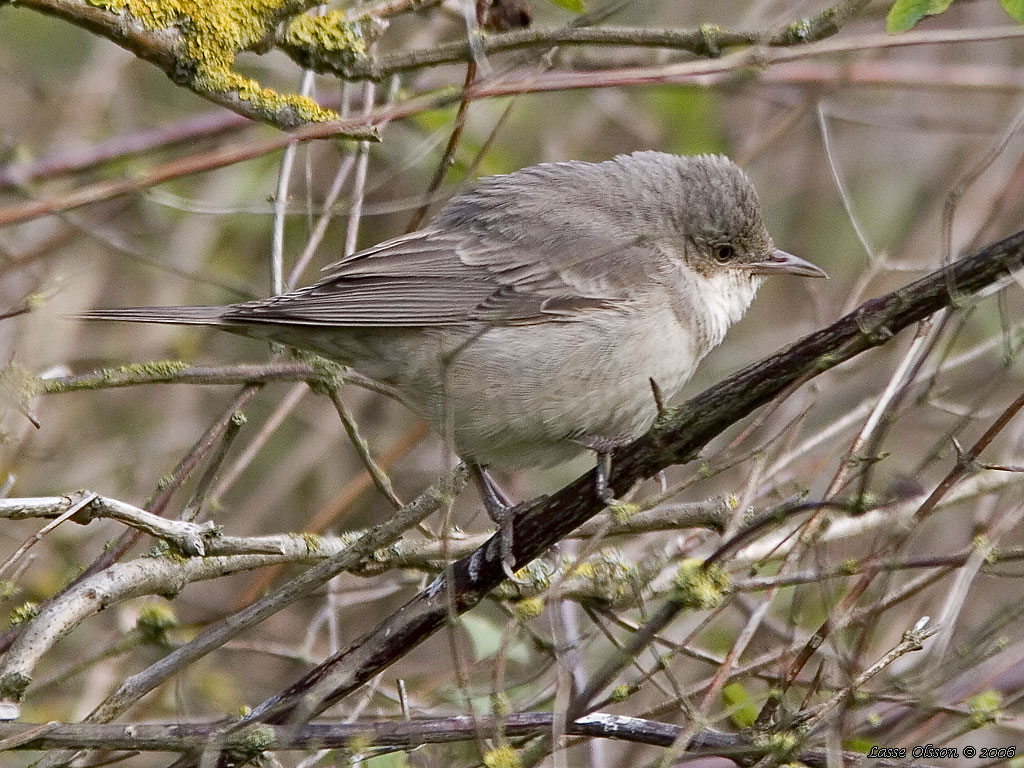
75 306 228 326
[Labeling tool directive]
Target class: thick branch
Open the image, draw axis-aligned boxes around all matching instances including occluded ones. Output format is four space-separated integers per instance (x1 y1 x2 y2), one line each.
245 227 1024 729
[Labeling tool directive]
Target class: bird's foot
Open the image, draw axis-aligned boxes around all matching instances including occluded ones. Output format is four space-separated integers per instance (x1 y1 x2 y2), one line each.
471 464 521 581
572 434 628 506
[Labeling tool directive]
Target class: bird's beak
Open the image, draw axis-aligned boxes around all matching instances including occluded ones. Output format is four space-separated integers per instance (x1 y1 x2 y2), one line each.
749 249 828 278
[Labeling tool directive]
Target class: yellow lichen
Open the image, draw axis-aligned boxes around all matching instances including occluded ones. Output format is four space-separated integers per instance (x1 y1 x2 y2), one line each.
284 10 376 57
483 745 522 768
608 501 639 523
565 549 640 606
609 684 630 702
968 689 1002 727
84 0 373 124
512 596 544 621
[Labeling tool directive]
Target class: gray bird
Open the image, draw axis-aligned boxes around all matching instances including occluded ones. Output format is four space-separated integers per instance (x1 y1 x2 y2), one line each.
80 151 825 535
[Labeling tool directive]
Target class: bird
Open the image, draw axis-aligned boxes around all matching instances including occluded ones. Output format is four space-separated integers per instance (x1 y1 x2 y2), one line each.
79 151 825 552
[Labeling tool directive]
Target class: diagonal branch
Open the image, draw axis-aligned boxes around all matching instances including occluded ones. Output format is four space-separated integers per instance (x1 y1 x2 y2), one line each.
8 0 384 128
237 227 1024 733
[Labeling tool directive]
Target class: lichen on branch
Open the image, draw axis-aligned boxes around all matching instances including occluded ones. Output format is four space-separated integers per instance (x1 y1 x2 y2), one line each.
43 0 386 127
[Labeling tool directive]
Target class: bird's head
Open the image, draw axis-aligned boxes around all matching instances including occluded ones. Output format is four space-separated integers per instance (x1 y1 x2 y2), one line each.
668 153 827 282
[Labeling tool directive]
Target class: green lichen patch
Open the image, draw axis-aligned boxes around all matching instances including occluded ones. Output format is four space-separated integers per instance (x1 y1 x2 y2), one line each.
0 671 31 700
137 603 178 647
672 558 730 610
9 601 40 627
42 360 189 392
229 723 277 759
563 548 641 607
609 684 630 702
307 354 347 394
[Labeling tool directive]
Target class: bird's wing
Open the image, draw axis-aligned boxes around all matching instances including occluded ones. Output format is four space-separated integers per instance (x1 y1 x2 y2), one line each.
226 179 663 328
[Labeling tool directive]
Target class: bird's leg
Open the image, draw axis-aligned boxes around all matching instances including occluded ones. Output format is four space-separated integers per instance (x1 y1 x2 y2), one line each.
471 464 518 580
476 465 514 510
595 449 615 504
649 378 669 492
571 434 624 505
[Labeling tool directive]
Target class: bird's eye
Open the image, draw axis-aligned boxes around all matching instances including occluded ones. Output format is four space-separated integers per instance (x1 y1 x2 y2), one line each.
713 245 735 263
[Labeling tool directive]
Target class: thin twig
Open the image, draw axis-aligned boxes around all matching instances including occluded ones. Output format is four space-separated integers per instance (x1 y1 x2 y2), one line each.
328 389 403 509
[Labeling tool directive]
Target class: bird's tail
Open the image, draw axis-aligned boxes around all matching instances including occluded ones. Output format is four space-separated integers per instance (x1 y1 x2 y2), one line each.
75 306 229 326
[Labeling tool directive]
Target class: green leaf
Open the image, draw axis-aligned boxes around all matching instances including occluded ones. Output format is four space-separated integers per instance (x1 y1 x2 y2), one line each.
1001 0 1024 22
721 682 759 728
886 0 955 33
545 0 586 13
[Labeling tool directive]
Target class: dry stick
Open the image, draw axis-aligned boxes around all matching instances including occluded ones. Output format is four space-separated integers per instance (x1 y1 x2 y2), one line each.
0 493 98 579
286 154 356 289
914 389 1024 525
353 0 441 19
801 620 937 735
323 0 870 79
180 411 248 522
41 360 396 399
406 59 478 231
758 60 1024 93
823 322 932 499
0 118 378 228
733 545 1024 591
460 26 1024 100
763 106 1024 705
0 715 939 767
0 494 217 557
0 110 248 189
344 81 376 258
848 320 936 506
328 389 403 509
88 384 262 565
230 227 1024 742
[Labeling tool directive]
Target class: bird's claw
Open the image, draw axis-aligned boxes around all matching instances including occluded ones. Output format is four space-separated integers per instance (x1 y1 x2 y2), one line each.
594 449 621 506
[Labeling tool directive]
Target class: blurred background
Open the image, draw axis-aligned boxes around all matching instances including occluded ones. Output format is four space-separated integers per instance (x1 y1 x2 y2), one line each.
2 0 1024 765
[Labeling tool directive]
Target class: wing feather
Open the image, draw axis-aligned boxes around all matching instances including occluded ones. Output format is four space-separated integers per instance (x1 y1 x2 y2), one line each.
227 156 679 328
